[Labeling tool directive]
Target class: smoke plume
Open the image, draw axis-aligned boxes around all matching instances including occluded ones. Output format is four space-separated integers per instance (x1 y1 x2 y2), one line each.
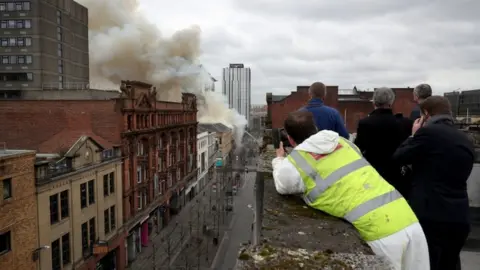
77 0 246 143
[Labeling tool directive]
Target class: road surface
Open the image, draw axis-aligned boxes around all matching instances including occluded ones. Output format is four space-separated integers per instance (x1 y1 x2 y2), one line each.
211 152 257 269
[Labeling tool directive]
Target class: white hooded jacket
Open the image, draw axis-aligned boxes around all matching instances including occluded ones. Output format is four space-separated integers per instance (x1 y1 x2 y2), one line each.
271 130 340 196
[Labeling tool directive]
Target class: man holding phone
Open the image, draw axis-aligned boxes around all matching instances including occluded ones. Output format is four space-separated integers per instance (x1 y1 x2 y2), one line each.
393 96 475 270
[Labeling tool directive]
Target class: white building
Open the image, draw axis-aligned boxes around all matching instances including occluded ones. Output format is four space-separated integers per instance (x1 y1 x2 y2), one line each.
185 126 218 201
222 63 251 126
199 64 217 92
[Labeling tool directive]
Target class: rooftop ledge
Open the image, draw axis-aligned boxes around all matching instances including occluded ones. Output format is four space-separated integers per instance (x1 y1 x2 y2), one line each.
235 143 391 269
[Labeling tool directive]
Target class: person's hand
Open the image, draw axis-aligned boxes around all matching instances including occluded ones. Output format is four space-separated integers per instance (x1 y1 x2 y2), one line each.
412 116 424 135
276 142 285 158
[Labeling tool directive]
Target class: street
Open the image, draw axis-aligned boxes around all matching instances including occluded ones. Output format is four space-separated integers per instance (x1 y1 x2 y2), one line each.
211 168 257 269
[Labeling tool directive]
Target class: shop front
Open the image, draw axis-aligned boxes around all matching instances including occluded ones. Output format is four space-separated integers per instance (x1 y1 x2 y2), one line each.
81 232 126 270
126 215 149 264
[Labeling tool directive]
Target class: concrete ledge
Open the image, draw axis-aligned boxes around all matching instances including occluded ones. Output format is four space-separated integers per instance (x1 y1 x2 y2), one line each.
234 144 387 269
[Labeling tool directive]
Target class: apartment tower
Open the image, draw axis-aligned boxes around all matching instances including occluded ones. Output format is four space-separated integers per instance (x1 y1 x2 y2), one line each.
0 0 89 98
222 63 251 126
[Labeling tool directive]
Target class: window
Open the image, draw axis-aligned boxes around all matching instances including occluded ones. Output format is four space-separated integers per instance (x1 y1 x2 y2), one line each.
6 3 13 11
104 209 110 235
103 175 109 197
61 233 70 265
1 56 7 64
89 217 96 248
7 20 14 28
80 183 87 208
8 37 15 46
57 44 62 57
0 4 4 11
0 231 11 254
110 205 116 230
60 190 69 219
23 2 30 11
57 27 62 41
81 218 97 256
9 55 16 64
58 75 63 82
50 194 59 224
15 3 22 11
25 37 31 46
2 178 11 199
17 37 24 46
0 72 32 81
87 180 95 204
24 19 31 28
137 167 142 183
0 39 6 47
26 55 32 64
137 194 142 210
16 20 23 28
81 222 88 256
51 239 60 270
109 173 114 193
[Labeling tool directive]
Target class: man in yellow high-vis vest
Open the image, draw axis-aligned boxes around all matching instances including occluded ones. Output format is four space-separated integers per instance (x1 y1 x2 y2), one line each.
272 111 429 270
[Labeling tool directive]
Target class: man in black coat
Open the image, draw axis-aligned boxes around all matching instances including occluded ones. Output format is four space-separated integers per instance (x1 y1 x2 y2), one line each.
393 96 475 270
354 87 412 196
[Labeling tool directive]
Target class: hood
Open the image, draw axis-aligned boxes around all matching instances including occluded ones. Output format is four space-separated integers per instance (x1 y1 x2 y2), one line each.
295 130 340 154
425 114 455 126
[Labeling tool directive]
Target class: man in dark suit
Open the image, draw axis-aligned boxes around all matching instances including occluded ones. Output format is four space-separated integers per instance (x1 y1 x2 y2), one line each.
410 83 432 120
393 96 475 270
354 87 412 196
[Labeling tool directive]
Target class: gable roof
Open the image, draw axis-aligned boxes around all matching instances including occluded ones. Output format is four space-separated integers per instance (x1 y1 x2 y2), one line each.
198 123 231 133
37 130 113 154
64 135 105 157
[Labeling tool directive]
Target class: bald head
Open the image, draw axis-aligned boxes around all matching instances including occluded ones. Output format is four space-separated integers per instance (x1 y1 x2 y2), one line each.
309 82 327 99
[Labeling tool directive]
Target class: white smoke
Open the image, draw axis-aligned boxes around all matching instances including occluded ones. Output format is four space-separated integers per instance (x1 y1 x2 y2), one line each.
77 0 246 143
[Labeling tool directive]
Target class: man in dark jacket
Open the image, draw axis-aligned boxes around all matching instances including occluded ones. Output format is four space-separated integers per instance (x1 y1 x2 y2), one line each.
354 87 412 196
410 83 432 120
393 96 475 270
299 82 349 139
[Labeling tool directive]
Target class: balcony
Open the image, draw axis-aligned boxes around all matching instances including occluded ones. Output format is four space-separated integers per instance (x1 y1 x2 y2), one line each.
35 150 122 185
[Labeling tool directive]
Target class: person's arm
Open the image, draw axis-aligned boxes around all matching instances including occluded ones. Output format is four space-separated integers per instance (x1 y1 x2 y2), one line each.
272 157 305 195
334 111 350 139
392 128 429 164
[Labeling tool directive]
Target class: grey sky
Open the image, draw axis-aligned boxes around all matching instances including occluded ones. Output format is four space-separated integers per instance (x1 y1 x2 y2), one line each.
139 0 480 104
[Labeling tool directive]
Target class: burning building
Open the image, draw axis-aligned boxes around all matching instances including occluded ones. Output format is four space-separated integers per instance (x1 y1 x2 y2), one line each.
0 80 198 268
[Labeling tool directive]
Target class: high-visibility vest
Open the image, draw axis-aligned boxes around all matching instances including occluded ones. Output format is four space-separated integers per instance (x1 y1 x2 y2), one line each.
287 137 418 241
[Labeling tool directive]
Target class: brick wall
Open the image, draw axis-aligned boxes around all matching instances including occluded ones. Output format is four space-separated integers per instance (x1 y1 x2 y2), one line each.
268 87 415 132
0 100 123 151
0 152 38 270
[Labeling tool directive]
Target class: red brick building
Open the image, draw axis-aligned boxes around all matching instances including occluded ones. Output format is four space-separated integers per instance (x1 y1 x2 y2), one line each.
0 80 198 269
266 86 415 132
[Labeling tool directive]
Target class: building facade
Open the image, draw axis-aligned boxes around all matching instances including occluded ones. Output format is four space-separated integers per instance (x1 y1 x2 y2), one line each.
266 86 415 132
0 149 38 270
118 81 198 265
444 89 480 122
0 81 198 268
35 136 124 270
250 104 267 135
222 63 251 125
0 0 89 95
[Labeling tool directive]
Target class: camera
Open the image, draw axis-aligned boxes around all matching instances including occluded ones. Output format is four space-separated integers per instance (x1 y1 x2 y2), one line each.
272 128 291 149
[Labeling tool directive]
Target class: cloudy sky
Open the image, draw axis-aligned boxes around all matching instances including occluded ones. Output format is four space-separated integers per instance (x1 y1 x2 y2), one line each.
138 0 479 104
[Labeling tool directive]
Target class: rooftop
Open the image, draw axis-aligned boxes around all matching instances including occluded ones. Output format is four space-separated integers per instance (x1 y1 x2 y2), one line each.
0 148 35 158
235 134 389 269
198 123 231 133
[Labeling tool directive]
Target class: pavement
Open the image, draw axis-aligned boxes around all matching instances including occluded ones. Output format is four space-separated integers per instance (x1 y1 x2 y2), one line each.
127 161 233 269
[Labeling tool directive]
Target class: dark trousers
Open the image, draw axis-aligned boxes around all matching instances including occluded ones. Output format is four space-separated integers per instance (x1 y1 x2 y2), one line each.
420 220 470 270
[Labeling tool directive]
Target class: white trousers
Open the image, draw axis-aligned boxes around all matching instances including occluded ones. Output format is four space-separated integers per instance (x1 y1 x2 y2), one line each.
367 222 430 270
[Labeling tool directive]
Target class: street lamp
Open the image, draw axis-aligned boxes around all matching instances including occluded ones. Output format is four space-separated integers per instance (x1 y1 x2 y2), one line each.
247 204 257 245
32 245 50 262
